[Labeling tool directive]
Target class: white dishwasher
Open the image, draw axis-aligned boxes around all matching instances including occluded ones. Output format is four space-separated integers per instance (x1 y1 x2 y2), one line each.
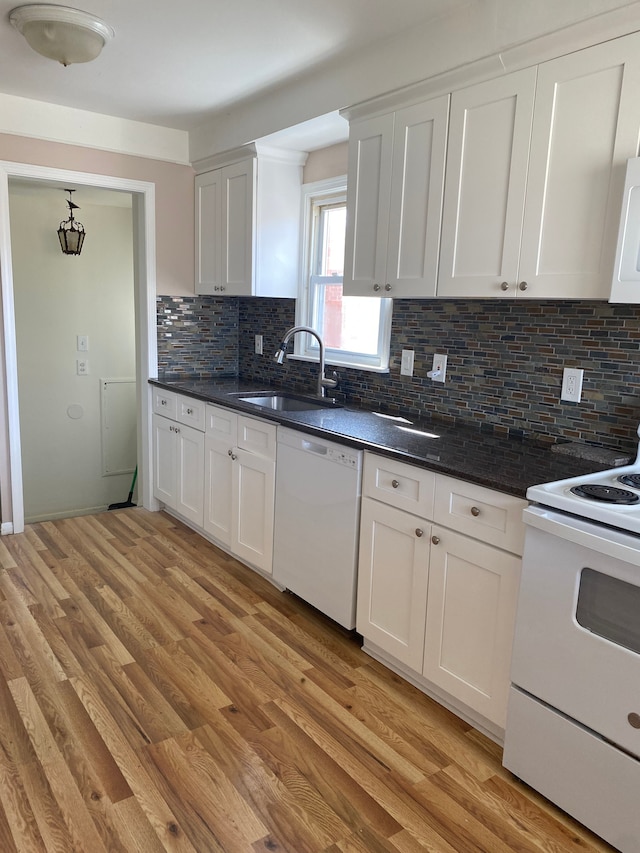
273 427 362 629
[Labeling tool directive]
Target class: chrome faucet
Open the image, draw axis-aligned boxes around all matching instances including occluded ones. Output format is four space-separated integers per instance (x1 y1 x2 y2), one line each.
274 325 338 398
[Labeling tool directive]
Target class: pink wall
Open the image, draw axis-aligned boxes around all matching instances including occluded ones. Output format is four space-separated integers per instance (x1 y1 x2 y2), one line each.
0 133 195 296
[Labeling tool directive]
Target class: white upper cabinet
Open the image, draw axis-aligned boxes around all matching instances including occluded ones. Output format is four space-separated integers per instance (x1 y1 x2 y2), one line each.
611 157 640 303
344 96 449 298
521 33 640 299
195 146 305 297
438 69 536 298
439 33 640 299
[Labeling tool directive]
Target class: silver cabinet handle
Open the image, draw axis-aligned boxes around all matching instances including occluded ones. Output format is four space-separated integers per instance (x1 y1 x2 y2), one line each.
518 281 528 291
161 399 167 405
385 284 392 291
391 479 400 489
186 407 193 415
169 425 174 432
175 427 180 434
231 453 237 461
500 281 509 291
431 535 440 545
470 506 481 517
373 284 381 292
228 448 233 456
628 713 640 729
415 529 424 538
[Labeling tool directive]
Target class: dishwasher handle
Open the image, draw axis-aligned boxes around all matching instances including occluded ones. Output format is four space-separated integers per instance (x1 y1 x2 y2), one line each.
301 439 328 455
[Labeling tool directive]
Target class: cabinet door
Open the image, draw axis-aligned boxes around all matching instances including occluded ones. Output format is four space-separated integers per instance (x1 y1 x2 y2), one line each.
438 68 536 298
203 434 233 546
357 498 430 671
423 526 520 728
231 447 275 574
611 156 640 303
223 158 255 296
520 33 640 299
175 424 204 527
386 96 449 297
195 170 223 295
343 113 394 297
152 414 176 509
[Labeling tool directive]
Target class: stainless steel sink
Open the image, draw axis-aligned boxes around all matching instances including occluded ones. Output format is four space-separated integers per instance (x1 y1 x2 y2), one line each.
236 392 342 412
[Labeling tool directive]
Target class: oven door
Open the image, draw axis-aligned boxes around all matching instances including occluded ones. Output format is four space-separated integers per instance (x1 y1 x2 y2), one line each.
511 505 640 759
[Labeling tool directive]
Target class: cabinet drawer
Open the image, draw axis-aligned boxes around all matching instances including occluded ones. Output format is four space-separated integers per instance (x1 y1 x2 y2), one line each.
177 395 206 431
363 453 435 517
205 404 235 442
238 416 276 460
433 474 526 554
152 387 177 419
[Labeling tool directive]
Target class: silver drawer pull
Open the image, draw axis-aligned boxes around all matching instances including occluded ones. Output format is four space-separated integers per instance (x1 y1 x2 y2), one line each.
391 479 400 489
373 284 381 292
186 407 193 415
518 281 528 291
161 399 167 405
500 281 509 291
384 284 392 291
431 535 440 545
415 529 424 538
231 453 237 461
228 448 233 456
628 713 640 729
470 506 481 517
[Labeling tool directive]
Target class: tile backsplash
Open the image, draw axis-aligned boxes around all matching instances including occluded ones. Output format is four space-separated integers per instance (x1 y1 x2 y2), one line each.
158 295 640 454
157 296 238 377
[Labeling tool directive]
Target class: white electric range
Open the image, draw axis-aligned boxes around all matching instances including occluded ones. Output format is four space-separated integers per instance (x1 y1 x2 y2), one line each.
504 432 640 853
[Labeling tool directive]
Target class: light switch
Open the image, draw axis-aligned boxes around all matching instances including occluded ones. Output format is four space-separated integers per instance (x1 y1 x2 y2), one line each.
400 349 415 377
77 335 89 352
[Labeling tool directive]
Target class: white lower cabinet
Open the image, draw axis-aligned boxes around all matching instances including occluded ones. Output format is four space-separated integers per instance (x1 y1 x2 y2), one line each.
357 452 526 733
204 403 276 575
152 391 205 528
357 498 431 671
424 526 521 729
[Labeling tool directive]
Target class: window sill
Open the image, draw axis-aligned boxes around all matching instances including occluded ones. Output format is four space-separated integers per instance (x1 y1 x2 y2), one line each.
286 353 390 374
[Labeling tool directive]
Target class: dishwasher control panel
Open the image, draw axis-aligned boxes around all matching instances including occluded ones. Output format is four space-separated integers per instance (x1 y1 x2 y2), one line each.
327 447 360 468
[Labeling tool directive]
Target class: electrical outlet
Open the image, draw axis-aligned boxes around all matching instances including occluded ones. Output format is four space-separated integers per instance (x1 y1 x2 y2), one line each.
400 349 415 376
76 359 89 376
77 335 89 352
561 367 584 402
429 353 447 383
255 334 263 355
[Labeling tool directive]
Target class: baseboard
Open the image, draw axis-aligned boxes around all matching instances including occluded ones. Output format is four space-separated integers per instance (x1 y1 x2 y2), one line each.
1 522 14 535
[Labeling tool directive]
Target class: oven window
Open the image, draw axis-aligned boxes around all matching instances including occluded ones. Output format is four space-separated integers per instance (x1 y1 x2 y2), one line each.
576 568 640 655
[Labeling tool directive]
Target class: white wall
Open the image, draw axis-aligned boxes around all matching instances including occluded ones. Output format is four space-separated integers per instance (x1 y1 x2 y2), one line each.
190 0 640 159
9 184 136 522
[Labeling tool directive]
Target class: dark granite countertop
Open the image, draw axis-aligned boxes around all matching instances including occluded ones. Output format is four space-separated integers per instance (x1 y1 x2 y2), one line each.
149 377 626 498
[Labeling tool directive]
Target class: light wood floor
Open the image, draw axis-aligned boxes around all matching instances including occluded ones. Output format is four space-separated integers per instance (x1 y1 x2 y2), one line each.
0 508 616 852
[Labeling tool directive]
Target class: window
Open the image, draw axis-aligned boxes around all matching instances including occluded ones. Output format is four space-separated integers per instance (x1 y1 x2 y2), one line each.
293 177 391 371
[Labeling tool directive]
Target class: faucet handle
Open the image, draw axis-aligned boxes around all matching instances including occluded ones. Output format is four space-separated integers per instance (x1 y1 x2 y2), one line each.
322 370 339 390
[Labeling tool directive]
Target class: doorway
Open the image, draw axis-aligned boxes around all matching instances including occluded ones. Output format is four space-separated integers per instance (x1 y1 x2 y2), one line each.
10 181 137 522
0 162 158 534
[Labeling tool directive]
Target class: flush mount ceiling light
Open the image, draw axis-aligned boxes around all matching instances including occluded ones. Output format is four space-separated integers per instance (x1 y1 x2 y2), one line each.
9 4 114 66
58 189 85 255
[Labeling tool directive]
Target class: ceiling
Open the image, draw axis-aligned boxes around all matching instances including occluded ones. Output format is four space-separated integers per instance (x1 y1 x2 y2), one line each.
0 0 468 136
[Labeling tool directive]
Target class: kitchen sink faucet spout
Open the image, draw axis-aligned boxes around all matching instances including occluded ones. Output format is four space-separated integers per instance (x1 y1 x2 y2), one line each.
274 326 337 398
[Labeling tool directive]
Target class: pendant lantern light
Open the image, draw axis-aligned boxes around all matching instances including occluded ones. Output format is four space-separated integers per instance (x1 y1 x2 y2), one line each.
57 189 85 256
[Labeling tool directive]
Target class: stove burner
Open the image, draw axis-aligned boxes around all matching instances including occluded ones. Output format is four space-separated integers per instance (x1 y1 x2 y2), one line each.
618 473 640 489
570 484 640 504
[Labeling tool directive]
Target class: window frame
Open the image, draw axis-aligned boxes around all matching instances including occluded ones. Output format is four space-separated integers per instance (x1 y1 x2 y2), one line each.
293 176 391 372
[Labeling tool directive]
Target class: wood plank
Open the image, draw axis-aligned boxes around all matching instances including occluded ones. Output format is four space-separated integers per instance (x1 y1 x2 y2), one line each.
0 509 616 853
